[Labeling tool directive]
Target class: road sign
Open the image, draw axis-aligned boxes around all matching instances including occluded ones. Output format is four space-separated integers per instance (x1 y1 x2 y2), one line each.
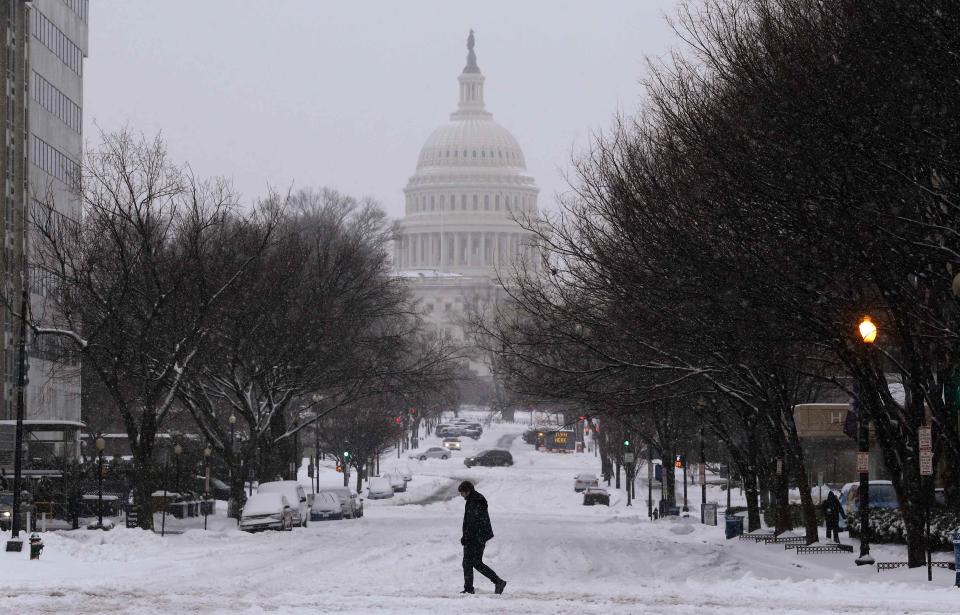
857 452 870 474
920 450 934 476
623 453 635 463
918 426 932 451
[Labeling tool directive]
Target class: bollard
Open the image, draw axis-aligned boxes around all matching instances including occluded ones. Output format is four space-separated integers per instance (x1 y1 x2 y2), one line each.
28 533 43 560
953 532 960 587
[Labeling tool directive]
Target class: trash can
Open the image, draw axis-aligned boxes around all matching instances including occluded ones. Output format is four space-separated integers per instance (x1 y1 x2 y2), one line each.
725 515 744 540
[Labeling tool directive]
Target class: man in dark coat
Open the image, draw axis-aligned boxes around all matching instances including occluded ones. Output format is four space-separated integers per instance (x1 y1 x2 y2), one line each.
821 491 845 543
459 480 506 595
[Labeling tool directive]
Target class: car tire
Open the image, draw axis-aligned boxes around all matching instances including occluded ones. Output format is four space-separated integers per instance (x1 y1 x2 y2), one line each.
441 455 448 460
420 456 427 461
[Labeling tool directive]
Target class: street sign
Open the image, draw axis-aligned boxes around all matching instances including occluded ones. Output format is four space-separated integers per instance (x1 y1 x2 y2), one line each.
623 453 634 463
920 450 934 476
857 452 870 474
918 426 932 451
699 463 706 483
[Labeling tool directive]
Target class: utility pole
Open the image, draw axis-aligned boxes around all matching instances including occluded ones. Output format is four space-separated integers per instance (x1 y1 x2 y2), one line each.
8 286 29 548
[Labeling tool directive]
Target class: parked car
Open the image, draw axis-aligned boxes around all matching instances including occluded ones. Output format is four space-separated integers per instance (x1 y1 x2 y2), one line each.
582 487 610 506
367 477 395 499
436 425 464 437
574 473 599 492
442 437 462 450
257 481 309 527
462 427 482 440
838 480 899 529
384 473 406 493
522 429 539 445
410 447 451 460
464 450 513 468
320 487 363 518
393 464 413 482
240 493 294 532
193 475 230 500
310 491 343 521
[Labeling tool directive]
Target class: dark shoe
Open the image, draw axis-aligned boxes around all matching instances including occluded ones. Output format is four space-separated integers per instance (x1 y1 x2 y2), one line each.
494 579 507 595
461 588 475 594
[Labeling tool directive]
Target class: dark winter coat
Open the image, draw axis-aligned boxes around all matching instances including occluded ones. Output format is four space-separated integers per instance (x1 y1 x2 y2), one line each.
822 493 845 524
462 490 494 545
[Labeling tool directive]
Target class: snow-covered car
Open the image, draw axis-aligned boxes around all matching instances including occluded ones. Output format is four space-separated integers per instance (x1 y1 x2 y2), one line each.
837 480 898 529
240 493 294 532
320 487 363 518
310 491 343 521
393 464 413 482
442 437 462 450
582 487 610 506
257 481 309 527
367 478 395 499
462 427 482 440
436 425 464 437
574 473 599 492
383 473 406 493
410 447 451 460
464 450 513 468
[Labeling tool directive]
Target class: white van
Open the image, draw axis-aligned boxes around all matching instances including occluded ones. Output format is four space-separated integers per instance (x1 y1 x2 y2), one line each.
257 481 309 527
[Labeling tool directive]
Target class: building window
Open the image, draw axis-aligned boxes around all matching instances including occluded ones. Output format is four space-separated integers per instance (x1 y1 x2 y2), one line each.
30 135 80 188
483 195 489 210
31 9 84 76
31 71 82 134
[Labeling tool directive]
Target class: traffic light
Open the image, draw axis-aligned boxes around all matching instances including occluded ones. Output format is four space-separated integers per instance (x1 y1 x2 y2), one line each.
578 416 586 421
394 416 402 424
336 464 343 473
675 454 683 469
623 439 631 447
343 451 351 459
410 407 417 416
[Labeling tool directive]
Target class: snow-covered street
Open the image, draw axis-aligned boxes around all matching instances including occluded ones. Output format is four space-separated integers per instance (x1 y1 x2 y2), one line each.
1 419 957 614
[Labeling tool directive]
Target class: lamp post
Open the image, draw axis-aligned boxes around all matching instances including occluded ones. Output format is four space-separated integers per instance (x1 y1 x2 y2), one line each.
681 454 688 513
697 397 707 520
95 436 106 529
228 413 237 520
291 416 300 480
312 394 323 494
203 446 211 530
855 315 876 566
647 443 653 519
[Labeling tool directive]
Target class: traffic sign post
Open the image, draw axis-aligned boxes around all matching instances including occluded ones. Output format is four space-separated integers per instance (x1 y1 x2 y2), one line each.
918 426 934 581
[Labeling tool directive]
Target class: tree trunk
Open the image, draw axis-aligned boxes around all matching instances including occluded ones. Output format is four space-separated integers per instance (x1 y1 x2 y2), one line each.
784 413 818 543
131 443 155 530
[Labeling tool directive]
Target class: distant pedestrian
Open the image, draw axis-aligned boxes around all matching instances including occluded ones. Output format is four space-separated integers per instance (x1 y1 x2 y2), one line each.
821 491 845 543
458 481 506 595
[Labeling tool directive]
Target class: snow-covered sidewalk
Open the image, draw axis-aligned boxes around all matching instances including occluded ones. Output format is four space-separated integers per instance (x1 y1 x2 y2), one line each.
1 419 956 614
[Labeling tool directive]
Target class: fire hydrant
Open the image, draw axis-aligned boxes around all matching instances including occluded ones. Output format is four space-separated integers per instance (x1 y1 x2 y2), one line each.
29 533 43 560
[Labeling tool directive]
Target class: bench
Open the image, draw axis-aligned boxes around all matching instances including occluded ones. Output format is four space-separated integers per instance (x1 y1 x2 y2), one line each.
877 561 956 573
796 543 853 555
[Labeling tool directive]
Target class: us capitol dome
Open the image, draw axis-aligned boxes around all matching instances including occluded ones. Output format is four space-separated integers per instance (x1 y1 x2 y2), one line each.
394 31 540 352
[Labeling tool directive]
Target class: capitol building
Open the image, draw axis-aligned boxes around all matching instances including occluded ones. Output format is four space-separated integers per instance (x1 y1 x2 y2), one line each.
394 32 540 373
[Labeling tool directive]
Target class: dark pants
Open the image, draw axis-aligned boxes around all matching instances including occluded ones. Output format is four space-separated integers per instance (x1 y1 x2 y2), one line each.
825 520 840 542
463 541 500 589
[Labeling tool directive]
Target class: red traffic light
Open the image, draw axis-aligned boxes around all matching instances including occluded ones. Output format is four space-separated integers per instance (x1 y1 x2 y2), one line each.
578 416 586 421
410 407 417 415
395 416 402 424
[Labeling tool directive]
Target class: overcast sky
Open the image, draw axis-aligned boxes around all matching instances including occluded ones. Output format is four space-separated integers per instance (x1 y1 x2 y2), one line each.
85 1 686 218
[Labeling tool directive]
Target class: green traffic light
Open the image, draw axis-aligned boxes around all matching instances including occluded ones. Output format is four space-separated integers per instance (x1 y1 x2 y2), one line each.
343 451 350 458
624 440 630 447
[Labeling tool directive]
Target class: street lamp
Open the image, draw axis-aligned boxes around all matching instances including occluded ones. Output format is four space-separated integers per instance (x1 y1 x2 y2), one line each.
697 397 707 521
855 315 876 566
203 446 211 530
291 415 300 480
95 436 106 529
312 394 324 494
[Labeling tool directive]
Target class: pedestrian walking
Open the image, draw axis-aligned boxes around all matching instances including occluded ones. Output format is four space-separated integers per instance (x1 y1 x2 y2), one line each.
821 491 845 543
458 481 506 595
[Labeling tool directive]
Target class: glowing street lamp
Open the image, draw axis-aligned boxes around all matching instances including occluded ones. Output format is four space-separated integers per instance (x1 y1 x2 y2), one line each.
854 316 876 566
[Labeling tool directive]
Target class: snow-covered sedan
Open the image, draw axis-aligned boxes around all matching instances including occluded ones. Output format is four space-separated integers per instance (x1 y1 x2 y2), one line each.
309 491 343 521
367 477 395 499
442 437 462 450
240 493 294 532
410 446 451 461
384 472 406 493
582 487 610 506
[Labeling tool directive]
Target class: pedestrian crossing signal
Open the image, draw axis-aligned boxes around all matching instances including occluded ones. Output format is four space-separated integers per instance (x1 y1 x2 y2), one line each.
675 455 683 469
336 464 343 473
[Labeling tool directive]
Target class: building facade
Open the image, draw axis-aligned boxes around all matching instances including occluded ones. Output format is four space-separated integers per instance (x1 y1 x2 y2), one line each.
394 32 540 372
0 0 87 470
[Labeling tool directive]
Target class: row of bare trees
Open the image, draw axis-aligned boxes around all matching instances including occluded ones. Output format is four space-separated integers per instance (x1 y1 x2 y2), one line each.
27 131 460 527
475 0 960 566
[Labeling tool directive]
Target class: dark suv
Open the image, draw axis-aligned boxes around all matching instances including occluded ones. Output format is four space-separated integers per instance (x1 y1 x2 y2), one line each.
464 450 513 468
